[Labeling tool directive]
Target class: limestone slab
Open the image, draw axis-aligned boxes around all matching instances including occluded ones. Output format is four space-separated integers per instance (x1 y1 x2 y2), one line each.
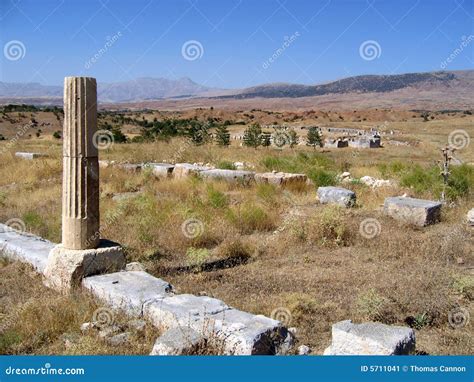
173 163 212 179
43 240 125 292
467 208 474 226
200 169 255 184
255 172 307 186
15 152 46 160
384 197 442 226
83 271 173 316
145 295 293 355
144 163 175 178
144 294 230 330
150 327 205 355
324 320 415 355
317 186 356 207
204 308 294 355
0 223 54 274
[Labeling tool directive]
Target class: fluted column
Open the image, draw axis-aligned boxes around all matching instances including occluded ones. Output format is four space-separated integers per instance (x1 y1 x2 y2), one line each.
62 77 100 249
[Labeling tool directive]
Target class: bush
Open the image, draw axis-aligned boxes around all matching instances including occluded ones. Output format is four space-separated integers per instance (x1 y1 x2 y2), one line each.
307 168 336 187
206 186 229 209
356 289 387 321
317 205 349 246
216 160 236 170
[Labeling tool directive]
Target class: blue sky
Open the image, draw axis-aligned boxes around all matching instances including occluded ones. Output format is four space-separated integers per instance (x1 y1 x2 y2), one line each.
0 0 473 88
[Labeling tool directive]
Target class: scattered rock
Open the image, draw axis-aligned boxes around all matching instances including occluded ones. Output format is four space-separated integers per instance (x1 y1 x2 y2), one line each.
467 208 474 226
98 325 122 339
150 327 205 355
384 197 442 226
128 319 146 333
359 175 393 188
80 322 95 333
324 320 415 355
117 163 142 172
125 262 146 272
298 345 311 355
106 332 131 346
317 186 356 208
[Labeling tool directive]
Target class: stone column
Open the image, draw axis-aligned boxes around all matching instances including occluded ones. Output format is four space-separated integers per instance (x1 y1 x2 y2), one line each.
44 77 125 293
62 77 100 249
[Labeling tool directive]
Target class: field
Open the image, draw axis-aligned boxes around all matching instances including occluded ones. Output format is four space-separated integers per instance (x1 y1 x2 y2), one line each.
0 107 473 355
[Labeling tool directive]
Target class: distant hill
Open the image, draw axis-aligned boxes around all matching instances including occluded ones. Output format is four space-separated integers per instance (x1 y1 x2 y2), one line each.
0 77 218 103
221 71 471 99
0 70 472 110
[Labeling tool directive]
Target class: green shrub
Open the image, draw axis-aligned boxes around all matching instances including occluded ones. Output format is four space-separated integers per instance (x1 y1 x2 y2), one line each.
206 186 228 209
307 168 336 187
216 160 236 170
356 289 387 321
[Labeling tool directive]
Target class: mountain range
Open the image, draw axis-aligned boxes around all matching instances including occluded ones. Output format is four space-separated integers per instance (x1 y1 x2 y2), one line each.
0 70 472 109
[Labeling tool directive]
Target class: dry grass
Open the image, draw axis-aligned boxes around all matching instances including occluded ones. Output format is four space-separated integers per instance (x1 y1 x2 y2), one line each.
0 259 160 355
0 110 473 355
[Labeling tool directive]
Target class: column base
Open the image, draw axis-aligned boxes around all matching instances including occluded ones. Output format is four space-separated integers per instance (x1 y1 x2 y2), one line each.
43 239 125 293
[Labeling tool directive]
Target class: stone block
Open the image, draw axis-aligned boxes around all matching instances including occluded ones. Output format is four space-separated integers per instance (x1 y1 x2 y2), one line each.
317 186 356 207
467 208 474 226
144 295 293 355
83 271 173 316
144 294 229 330
324 320 415 355
0 223 54 274
150 327 205 355
255 172 307 187
173 163 212 179
144 163 175 178
200 169 255 185
15 152 46 160
384 197 442 226
43 240 125 292
205 309 294 355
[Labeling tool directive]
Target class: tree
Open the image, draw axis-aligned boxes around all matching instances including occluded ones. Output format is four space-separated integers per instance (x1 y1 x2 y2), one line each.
288 129 299 148
243 123 262 149
52 131 62 139
214 124 230 146
306 126 322 149
188 120 210 145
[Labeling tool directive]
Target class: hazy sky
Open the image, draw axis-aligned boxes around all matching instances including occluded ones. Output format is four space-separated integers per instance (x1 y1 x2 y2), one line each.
1 0 473 88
